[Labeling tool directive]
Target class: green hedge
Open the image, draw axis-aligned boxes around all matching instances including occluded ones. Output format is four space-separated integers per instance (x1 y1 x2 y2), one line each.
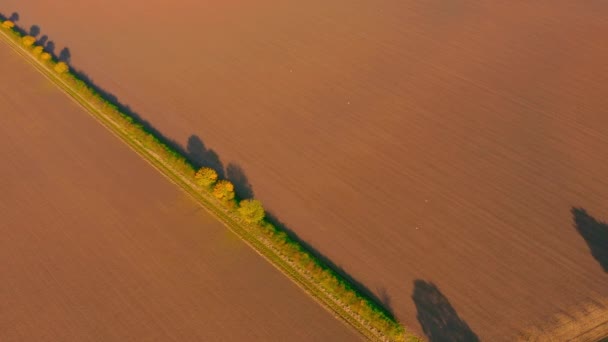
0 18 420 342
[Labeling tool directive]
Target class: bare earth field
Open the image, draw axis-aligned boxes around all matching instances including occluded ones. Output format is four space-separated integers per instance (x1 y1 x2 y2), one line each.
0 41 360 341
3 1 607 340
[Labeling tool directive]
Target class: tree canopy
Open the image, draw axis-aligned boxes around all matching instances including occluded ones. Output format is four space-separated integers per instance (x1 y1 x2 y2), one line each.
213 180 235 203
238 199 265 224
195 167 218 188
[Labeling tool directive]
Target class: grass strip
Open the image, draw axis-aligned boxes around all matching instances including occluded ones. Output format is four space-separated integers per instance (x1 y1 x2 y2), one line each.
0 19 421 342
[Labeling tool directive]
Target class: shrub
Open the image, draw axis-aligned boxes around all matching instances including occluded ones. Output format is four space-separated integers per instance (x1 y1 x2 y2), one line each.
194 167 218 188
40 52 52 61
22 35 36 46
238 199 265 223
54 62 69 74
32 45 44 56
1 20 14 29
212 180 235 203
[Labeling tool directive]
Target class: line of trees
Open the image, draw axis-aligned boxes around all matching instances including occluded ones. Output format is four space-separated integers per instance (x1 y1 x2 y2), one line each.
0 16 416 341
0 19 68 74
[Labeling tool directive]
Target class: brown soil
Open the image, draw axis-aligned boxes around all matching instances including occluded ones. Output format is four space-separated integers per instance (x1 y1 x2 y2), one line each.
0 42 360 341
3 1 608 340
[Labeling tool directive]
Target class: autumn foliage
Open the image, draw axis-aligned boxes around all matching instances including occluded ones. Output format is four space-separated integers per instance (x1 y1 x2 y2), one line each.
195 167 218 188
32 45 44 56
1 20 14 29
54 62 69 74
22 35 36 46
213 180 235 203
238 199 265 223
0 15 411 340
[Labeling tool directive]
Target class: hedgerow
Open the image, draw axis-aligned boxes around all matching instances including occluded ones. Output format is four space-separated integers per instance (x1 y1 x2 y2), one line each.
0 16 420 342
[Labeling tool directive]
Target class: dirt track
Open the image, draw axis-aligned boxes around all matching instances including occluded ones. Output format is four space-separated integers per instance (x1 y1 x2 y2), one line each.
0 41 360 341
3 1 608 340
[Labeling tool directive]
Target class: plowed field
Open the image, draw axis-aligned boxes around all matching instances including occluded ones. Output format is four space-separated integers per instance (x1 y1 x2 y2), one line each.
3 1 608 340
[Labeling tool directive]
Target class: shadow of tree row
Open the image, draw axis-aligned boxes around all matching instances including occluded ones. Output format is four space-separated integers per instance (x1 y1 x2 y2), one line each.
412 280 479 342
1 10 397 320
572 207 608 272
1 11 250 195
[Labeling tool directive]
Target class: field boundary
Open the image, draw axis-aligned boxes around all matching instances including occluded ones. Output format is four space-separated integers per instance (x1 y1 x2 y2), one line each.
0 18 419 342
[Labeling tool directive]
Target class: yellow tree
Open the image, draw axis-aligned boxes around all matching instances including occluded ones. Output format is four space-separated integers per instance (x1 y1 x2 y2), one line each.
1 20 14 29
54 62 69 74
22 35 36 46
40 52 52 61
32 45 44 56
194 167 218 188
238 199 265 223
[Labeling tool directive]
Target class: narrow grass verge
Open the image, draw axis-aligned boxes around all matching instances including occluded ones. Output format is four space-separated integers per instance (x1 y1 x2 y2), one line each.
0 19 420 342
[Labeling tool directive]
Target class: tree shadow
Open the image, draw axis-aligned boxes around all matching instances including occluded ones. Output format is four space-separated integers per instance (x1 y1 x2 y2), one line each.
4 12 26 36
0 10 200 167
186 135 224 177
29 24 40 37
45 40 55 54
412 280 479 342
265 212 395 318
226 163 254 199
59 47 71 63
378 287 392 313
572 207 608 272
37 34 48 46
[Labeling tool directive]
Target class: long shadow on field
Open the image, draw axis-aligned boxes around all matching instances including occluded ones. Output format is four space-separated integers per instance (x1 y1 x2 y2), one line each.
266 212 395 318
5 12 25 36
45 40 55 54
0 13 223 174
186 135 225 177
2 12 255 199
29 25 40 37
1 11 396 321
226 163 254 199
37 34 48 46
412 280 479 342
59 47 71 63
572 207 608 272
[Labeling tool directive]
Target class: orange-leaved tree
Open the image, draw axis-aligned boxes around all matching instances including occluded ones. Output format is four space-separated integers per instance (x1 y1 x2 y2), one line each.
213 180 235 204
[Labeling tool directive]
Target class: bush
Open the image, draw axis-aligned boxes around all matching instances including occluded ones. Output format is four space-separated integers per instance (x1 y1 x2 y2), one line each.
40 52 52 61
212 180 235 203
238 199 265 223
22 35 36 46
32 45 44 56
54 62 69 74
194 167 218 188
1 20 14 29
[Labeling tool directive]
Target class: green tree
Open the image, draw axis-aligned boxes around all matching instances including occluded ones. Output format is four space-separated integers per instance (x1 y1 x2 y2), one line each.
213 180 235 203
238 199 265 223
194 167 218 188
